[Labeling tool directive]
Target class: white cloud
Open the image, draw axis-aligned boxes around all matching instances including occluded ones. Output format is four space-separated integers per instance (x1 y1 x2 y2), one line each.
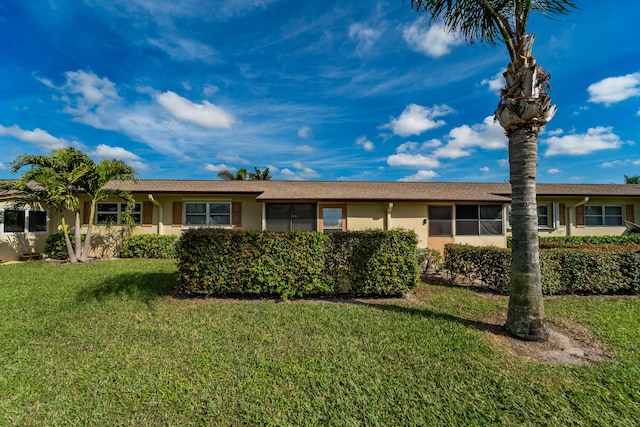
91 144 147 170
402 21 464 58
498 159 509 168
588 72 640 104
398 170 440 182
280 162 319 180
293 145 314 154
480 166 490 172
434 116 507 159
547 168 562 174
0 162 6 170
0 124 71 150
155 91 236 129
203 85 220 97
481 69 505 93
349 22 381 54
47 70 120 129
205 163 234 172
387 153 440 169
298 126 312 139
383 103 452 137
147 36 217 63
355 136 374 151
543 127 625 156
545 128 564 136
601 159 640 168
216 153 249 164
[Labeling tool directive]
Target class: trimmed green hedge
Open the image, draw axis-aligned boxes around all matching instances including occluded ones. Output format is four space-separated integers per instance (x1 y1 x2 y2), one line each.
444 244 640 295
508 235 640 248
176 228 419 299
120 234 178 259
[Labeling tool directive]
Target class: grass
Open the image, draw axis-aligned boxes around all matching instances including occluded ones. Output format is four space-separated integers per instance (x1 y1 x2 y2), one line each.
1 259 639 426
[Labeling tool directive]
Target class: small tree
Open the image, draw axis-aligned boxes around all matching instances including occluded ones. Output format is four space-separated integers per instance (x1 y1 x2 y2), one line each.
217 168 249 180
624 175 640 184
3 148 137 262
249 167 271 181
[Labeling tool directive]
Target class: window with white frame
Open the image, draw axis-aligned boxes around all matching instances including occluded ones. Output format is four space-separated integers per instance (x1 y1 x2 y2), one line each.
2 209 48 233
184 202 231 226
584 205 623 226
507 203 559 229
456 205 503 236
96 202 142 225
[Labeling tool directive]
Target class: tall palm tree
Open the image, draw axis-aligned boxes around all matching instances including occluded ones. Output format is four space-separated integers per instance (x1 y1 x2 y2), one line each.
217 168 249 180
407 0 576 341
624 175 640 184
78 159 138 262
249 167 271 181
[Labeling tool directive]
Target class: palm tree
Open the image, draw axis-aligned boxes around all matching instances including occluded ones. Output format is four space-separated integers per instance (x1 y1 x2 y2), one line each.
5 148 137 263
249 167 271 181
78 159 138 262
624 175 640 184
217 168 249 180
5 148 91 262
407 0 576 341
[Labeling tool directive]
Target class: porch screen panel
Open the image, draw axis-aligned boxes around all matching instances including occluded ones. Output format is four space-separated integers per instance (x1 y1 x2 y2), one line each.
266 204 291 232
291 204 316 231
428 206 452 236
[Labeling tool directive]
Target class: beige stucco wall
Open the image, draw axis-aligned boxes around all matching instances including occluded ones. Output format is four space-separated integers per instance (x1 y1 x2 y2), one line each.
389 202 428 248
1 201 58 262
346 203 386 231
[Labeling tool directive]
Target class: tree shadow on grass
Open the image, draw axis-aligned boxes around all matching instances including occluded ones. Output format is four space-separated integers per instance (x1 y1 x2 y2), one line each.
76 271 178 308
357 300 509 337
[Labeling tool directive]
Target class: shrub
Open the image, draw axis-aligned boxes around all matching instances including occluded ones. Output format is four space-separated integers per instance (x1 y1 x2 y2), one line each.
416 248 443 276
44 232 85 260
176 228 419 299
443 243 640 295
508 235 640 248
121 234 177 259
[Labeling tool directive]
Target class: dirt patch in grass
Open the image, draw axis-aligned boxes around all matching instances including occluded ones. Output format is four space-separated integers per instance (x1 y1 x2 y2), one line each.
480 316 612 366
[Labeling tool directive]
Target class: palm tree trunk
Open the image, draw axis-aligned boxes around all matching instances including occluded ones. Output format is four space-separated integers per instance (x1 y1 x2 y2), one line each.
74 212 83 261
61 217 78 263
79 202 95 262
504 126 548 341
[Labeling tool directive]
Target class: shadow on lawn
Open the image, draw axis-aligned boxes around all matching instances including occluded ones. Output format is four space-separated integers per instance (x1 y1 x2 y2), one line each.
358 301 508 337
76 271 177 308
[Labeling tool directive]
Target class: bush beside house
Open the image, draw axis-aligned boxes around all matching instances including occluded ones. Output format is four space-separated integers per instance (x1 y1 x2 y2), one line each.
176 228 419 299
444 243 640 295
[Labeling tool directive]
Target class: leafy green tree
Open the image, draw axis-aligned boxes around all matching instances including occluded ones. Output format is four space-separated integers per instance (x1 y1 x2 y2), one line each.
406 0 576 341
217 168 249 180
624 175 640 184
3 148 137 263
78 159 137 262
249 167 271 181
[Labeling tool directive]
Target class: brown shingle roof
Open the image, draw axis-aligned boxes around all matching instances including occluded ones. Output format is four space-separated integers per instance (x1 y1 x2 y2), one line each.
104 180 640 202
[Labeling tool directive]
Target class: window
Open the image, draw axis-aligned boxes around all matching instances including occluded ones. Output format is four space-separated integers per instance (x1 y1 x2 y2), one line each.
184 202 231 226
2 209 48 233
456 205 503 236
266 203 316 232
585 205 623 226
321 205 345 233
507 203 558 229
96 202 142 225
428 206 452 236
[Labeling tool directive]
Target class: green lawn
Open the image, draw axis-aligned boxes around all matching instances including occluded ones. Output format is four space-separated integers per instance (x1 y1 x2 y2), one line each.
1 259 639 426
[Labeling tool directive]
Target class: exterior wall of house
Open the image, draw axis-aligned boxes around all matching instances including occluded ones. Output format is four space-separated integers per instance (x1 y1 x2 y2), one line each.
1 201 57 262
388 202 428 248
345 203 386 231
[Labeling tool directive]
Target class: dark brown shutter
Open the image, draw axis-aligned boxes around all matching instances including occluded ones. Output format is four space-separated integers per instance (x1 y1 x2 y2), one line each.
232 202 242 227
626 204 635 223
142 201 153 226
172 202 182 226
83 201 91 226
576 205 585 227
559 203 565 226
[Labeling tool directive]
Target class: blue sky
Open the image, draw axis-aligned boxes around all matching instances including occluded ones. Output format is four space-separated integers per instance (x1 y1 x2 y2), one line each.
1 1 639 183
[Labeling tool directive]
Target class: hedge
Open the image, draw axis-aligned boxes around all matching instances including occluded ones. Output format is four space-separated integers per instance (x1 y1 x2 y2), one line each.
508 235 640 248
121 234 178 259
175 228 419 299
444 244 640 295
